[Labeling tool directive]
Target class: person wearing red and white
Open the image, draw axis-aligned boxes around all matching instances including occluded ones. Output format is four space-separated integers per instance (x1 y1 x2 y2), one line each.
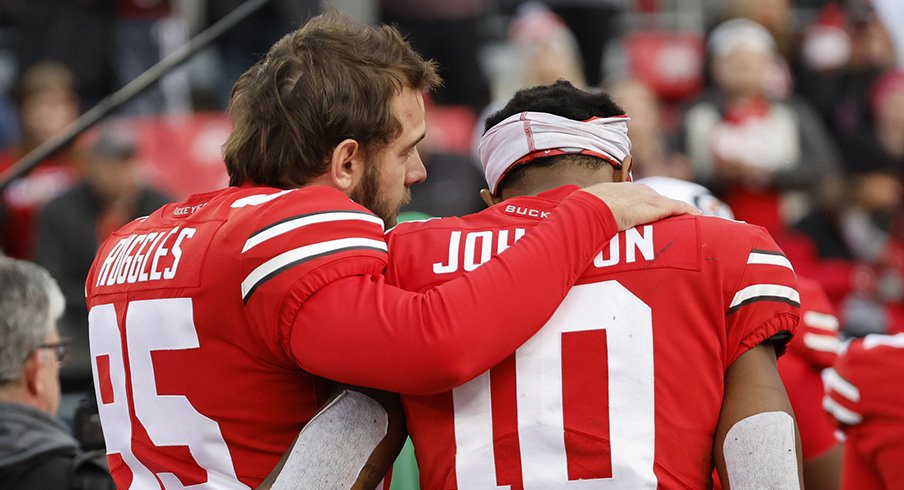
385 81 802 489
84 15 693 490
823 333 904 489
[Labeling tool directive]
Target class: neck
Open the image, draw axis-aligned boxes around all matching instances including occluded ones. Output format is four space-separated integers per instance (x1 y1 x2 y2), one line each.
0 383 26 405
500 166 618 200
0 380 49 414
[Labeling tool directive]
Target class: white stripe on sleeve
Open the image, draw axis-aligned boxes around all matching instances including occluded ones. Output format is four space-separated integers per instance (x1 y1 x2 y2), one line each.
243 212 385 253
747 251 794 271
241 238 387 300
729 284 800 309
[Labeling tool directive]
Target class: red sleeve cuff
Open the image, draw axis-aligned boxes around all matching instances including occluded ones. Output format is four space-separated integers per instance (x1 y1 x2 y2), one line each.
732 312 799 366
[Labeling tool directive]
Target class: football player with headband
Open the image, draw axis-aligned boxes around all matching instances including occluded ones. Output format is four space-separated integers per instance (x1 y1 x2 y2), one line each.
381 80 802 489
281 80 805 488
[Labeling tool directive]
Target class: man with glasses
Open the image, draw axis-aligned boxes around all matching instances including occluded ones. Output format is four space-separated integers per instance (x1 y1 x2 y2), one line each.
0 257 112 489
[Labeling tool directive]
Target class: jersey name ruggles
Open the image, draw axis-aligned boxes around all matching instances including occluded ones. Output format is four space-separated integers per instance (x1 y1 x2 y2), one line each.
432 220 697 277
95 226 196 287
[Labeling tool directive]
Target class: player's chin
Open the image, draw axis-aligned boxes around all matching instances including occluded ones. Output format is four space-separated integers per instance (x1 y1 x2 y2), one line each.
386 192 412 227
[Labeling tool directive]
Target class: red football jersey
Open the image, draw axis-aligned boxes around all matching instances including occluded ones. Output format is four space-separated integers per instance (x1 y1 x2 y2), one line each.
823 333 904 489
385 185 800 489
85 185 388 488
777 277 841 459
85 183 618 488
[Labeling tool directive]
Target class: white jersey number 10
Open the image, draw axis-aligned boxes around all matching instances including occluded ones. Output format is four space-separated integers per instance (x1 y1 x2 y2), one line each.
453 281 657 489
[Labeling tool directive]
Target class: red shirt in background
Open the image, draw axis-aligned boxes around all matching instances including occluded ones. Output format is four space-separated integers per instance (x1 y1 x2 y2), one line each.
778 277 841 460
0 153 78 258
824 333 904 489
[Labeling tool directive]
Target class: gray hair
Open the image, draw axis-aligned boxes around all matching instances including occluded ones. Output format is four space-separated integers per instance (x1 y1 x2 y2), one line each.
0 257 65 384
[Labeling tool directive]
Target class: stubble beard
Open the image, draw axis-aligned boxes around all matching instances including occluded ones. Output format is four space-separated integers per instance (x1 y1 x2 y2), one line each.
349 162 411 228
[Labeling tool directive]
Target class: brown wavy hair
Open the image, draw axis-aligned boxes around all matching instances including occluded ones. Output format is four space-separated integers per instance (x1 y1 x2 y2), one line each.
223 12 440 188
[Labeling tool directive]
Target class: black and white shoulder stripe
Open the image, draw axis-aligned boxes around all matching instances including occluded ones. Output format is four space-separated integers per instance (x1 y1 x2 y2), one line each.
241 210 387 302
727 249 799 314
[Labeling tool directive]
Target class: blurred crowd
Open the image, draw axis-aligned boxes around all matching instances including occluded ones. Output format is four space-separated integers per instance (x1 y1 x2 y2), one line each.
0 0 902 487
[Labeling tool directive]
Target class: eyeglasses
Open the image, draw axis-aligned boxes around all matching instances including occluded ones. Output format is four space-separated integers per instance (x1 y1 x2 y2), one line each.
37 341 70 365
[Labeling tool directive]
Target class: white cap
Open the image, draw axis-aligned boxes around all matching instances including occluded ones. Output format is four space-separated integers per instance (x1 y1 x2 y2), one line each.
708 18 776 57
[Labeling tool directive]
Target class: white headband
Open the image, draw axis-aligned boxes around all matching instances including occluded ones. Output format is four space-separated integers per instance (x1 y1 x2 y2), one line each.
478 111 631 195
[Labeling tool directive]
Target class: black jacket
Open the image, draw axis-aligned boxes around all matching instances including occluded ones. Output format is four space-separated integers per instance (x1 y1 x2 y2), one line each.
0 402 99 489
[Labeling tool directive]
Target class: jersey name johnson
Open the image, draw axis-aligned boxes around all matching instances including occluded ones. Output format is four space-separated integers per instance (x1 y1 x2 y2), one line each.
386 185 798 489
422 220 698 280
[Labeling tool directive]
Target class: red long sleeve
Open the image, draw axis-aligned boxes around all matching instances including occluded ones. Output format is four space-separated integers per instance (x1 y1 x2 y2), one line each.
289 190 616 394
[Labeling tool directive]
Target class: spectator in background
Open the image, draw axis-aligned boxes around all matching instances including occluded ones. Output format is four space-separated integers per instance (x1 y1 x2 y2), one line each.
13 0 114 108
0 62 81 259
207 0 319 110
724 0 798 63
797 0 897 139
790 174 904 338
608 77 692 180
840 70 904 184
543 0 629 87
504 2 586 93
793 71 904 337
34 123 169 401
476 2 585 158
0 257 113 489
677 18 840 235
837 70 904 268
112 0 173 115
720 0 798 101
381 0 490 112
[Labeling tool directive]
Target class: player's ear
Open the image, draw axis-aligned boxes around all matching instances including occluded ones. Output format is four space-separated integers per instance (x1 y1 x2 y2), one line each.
480 189 502 207
615 155 633 183
329 139 365 191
